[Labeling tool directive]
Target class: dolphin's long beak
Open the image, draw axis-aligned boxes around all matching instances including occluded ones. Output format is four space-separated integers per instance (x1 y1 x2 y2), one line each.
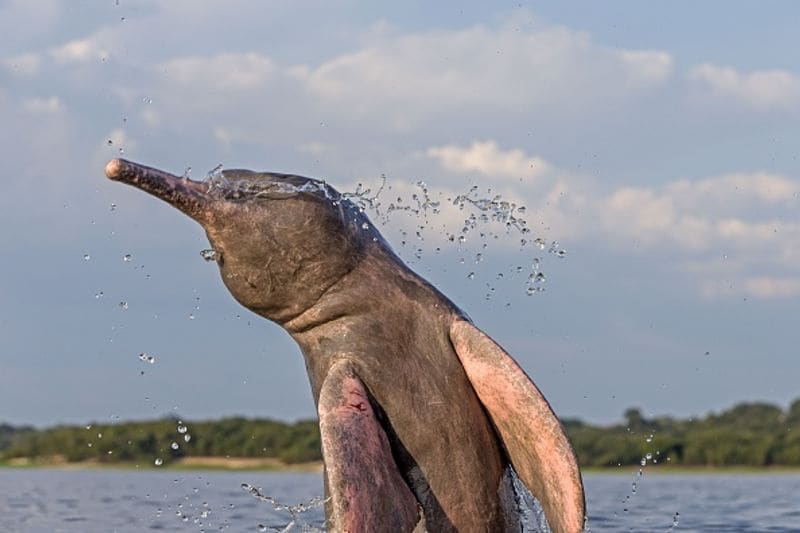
105 158 211 221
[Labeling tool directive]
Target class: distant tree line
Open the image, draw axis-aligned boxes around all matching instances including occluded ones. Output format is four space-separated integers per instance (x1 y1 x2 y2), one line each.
565 399 800 467
0 424 34 452
0 417 321 466
1 399 799 468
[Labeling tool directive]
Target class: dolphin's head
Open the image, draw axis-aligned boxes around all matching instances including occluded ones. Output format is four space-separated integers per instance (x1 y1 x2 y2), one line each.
105 159 373 322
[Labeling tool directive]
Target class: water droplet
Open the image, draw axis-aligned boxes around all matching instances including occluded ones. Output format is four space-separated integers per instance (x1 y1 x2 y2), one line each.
188 314 195 320
533 238 546 250
177 425 188 434
110 203 117 211
467 272 475 280
258 526 268 532
107 139 113 146
184 434 191 442
123 254 133 262
199 249 218 262
206 163 224 180
119 301 129 310
138 353 155 364
646 434 653 443
361 222 370 230
474 253 483 263
171 442 179 450
83 253 91 261
154 458 163 466
94 291 104 299
645 452 653 460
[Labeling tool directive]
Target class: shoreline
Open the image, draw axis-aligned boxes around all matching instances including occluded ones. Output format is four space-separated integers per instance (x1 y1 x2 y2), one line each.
582 465 800 475
2 457 799 474
0 456 323 472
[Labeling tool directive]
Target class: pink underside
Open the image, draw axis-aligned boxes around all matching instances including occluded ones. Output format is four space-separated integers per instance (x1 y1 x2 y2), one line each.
318 363 420 532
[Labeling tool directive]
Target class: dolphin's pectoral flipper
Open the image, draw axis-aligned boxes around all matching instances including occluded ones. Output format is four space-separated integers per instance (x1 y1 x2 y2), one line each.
449 320 586 533
318 361 423 533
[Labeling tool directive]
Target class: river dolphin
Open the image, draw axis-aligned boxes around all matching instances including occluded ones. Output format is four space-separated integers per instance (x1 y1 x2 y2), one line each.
105 158 585 532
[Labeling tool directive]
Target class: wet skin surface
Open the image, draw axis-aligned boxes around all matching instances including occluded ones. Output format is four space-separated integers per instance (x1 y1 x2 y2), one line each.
105 159 585 532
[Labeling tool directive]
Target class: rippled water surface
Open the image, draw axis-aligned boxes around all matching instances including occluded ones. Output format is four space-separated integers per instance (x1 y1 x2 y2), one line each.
1 469 798 532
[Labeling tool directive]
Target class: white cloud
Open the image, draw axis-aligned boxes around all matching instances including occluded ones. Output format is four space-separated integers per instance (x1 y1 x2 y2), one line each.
428 140 800 298
689 63 800 111
427 140 550 181
601 171 799 248
50 37 109 64
594 171 800 299
617 50 674 86
745 277 800 298
603 186 702 246
293 23 673 128
159 53 275 91
22 96 62 114
426 142 800 257
3 53 41 75
212 126 267 146
702 276 800 300
743 277 800 299
603 172 800 293
665 172 800 206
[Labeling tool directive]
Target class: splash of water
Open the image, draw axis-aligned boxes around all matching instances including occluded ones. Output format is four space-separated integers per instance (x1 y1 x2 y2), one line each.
453 185 530 235
241 483 327 532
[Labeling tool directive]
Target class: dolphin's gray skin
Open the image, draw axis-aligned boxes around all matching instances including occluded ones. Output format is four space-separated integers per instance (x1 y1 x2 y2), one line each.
105 158 585 532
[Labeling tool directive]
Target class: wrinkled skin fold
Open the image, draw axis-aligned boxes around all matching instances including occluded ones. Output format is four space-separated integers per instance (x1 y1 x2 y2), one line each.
106 158 585 532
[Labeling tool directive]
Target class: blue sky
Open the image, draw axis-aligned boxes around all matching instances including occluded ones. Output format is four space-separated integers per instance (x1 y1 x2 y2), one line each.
1 1 798 427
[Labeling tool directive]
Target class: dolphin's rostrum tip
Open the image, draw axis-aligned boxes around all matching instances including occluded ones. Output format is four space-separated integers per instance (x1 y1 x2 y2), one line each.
105 158 125 180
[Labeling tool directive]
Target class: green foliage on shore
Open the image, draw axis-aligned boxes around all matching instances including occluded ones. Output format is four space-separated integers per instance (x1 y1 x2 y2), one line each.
0 417 321 466
566 398 800 468
1 398 799 468
0 424 34 451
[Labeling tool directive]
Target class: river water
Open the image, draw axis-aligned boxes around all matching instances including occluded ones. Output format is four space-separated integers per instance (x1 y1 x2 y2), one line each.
0 469 798 532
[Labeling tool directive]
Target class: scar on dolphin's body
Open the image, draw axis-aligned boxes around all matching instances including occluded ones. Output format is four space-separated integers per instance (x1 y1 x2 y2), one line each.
105 158 585 532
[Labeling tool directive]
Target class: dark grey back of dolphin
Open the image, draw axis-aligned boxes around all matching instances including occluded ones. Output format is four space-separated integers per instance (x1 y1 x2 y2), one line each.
105 158 586 532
